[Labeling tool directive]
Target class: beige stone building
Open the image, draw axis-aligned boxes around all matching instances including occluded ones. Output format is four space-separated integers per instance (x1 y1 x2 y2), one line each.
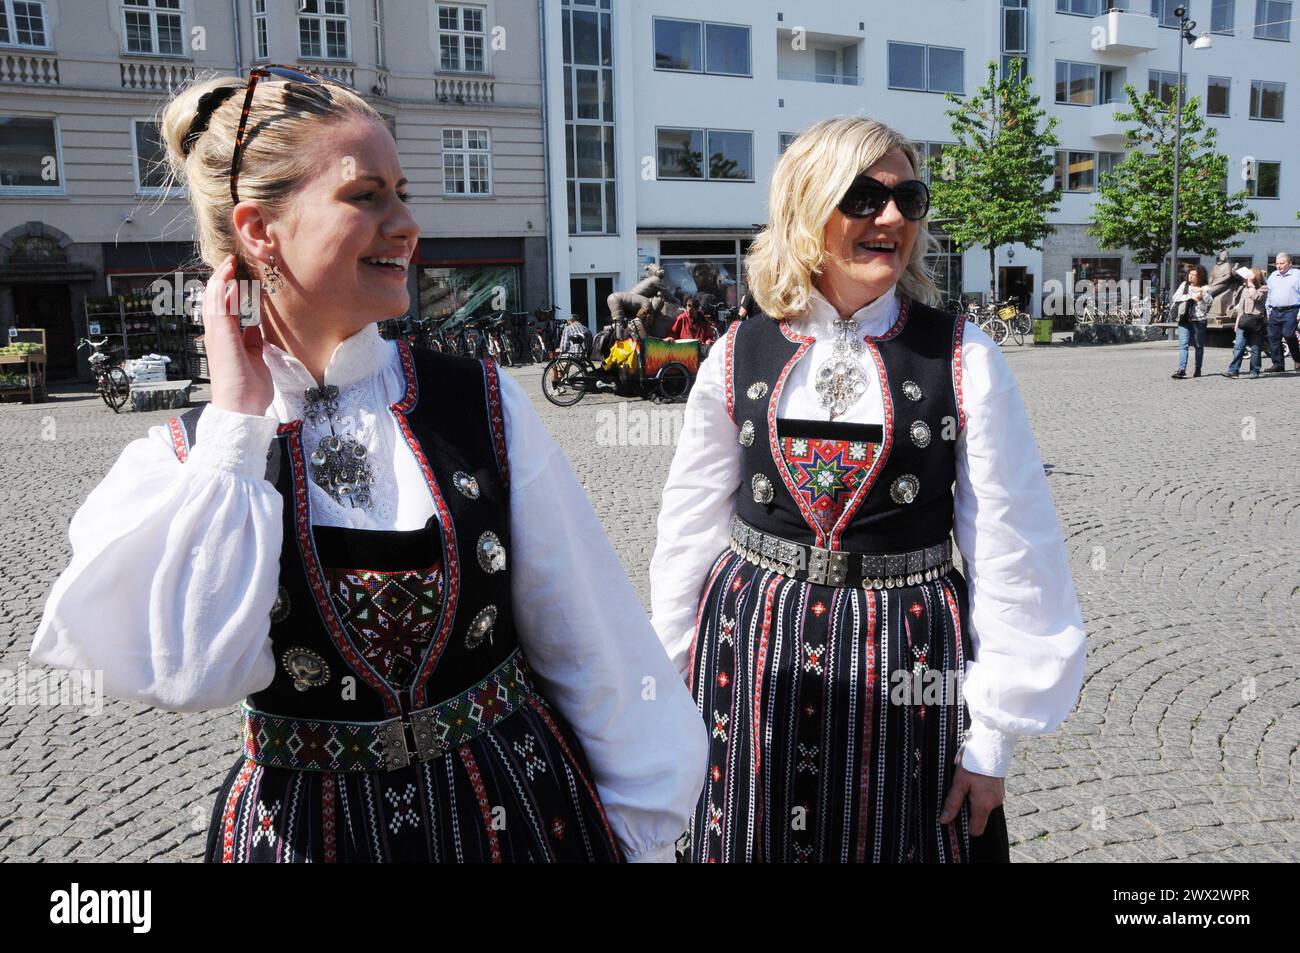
0 0 550 380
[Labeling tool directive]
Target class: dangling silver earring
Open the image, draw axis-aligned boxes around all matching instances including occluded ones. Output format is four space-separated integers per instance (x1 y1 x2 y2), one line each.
262 255 284 296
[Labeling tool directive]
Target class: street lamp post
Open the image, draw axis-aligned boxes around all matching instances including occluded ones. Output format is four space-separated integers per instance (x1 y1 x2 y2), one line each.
1169 6 1212 294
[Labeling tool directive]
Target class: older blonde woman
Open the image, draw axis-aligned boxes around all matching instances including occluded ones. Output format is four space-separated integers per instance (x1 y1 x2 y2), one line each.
649 116 1086 863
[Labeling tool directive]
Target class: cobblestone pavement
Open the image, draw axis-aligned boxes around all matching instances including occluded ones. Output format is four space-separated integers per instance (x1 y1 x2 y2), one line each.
1 338 1297 862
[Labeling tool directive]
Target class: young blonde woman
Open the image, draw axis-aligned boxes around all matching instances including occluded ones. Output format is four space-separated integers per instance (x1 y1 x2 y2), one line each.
650 116 1087 863
30 68 706 863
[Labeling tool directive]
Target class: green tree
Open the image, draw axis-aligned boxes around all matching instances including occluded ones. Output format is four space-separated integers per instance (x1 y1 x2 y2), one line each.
930 58 1060 306
1089 84 1256 293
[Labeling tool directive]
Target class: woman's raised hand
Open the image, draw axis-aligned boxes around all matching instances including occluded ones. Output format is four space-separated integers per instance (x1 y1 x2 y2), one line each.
204 254 275 417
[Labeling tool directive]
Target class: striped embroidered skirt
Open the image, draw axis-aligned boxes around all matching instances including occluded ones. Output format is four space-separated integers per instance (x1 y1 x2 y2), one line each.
687 548 1010 863
203 693 622 863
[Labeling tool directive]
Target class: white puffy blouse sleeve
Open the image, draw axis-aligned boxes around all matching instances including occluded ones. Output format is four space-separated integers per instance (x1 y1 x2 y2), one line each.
953 325 1088 778
497 371 708 863
648 329 742 677
29 405 283 712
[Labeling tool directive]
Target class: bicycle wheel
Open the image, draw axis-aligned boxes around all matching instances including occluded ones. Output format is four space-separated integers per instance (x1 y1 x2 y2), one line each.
655 362 691 401
105 367 131 412
1014 312 1032 335
1008 318 1025 346
542 357 589 407
531 335 547 364
985 317 1010 346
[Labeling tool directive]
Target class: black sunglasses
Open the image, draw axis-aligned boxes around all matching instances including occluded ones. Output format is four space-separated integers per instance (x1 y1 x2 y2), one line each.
837 175 931 221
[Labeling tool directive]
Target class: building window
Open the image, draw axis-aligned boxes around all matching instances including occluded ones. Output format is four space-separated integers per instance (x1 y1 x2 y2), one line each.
926 228 962 303
1255 0 1292 40
1206 76 1230 116
299 0 350 60
372 0 384 68
653 18 750 76
887 42 964 94
1249 79 1285 119
132 119 176 194
656 127 753 181
1055 150 1099 192
251 0 268 60
0 115 61 191
1151 0 1182 28
123 0 184 56
442 128 490 195
1246 160 1281 198
0 1 49 48
1211 0 1235 31
437 4 485 72
563 0 615 235
1003 0 1029 52
1056 0 1107 14
1056 61 1097 105
1148 69 1186 105
1097 150 1123 186
420 265 520 325
915 141 956 184
778 131 797 155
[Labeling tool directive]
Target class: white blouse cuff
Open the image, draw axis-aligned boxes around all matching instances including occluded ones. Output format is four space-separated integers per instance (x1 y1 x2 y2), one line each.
957 720 1017 778
623 840 680 864
187 404 280 478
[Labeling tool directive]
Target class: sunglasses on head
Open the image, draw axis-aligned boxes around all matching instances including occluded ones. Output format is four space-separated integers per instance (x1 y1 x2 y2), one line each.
837 175 931 222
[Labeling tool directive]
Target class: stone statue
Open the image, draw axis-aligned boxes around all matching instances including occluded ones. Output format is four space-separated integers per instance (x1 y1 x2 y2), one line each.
1206 249 1242 321
607 265 677 336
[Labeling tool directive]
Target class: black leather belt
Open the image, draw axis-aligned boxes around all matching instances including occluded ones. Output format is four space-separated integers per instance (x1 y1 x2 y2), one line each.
728 514 953 588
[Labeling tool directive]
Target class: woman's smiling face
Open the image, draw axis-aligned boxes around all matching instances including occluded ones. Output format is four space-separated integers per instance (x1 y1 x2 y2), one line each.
816 148 920 314
267 116 419 327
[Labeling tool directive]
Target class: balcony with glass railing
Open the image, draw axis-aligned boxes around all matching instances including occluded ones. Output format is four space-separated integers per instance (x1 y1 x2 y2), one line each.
775 29 863 87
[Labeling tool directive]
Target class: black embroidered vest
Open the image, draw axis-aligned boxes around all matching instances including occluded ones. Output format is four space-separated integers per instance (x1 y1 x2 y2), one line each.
727 297 966 553
174 342 517 722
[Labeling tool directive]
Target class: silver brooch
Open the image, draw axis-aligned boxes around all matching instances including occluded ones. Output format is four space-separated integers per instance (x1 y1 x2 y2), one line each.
910 420 931 448
752 473 774 505
739 420 756 447
746 381 768 400
309 433 373 509
465 605 497 650
477 531 507 574
270 585 291 624
453 471 480 499
890 474 920 504
303 384 340 424
281 647 331 692
901 380 923 402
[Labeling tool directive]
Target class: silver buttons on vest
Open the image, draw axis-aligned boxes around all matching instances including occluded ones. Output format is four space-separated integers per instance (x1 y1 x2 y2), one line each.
739 420 756 447
465 605 497 650
477 531 507 574
901 380 923 402
281 647 331 692
751 473 775 505
453 471 480 499
270 585 291 624
890 474 920 504
909 420 931 448
746 381 768 400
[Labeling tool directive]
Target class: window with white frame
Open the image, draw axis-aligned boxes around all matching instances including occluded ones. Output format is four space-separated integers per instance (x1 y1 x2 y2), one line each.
0 1 49 48
1056 0 1109 15
1001 0 1029 82
372 0 384 68
1246 160 1280 197
887 42 964 94
917 141 956 184
1250 79 1285 118
563 0 615 234
437 4 485 72
299 0 350 60
1255 0 1292 40
123 0 184 56
251 0 268 60
132 119 175 194
1148 69 1186 105
1055 150 1122 192
656 127 752 181
1207 75 1230 115
442 127 490 195
1056 61 1097 105
0 115 61 190
1151 0 1181 28
653 18 751 76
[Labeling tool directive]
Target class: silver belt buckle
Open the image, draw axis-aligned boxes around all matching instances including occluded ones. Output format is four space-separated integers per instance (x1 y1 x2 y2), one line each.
806 546 848 586
377 717 411 771
409 707 449 762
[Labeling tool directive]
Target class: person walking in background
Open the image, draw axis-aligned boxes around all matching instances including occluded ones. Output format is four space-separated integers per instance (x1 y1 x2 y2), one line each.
1264 252 1300 373
1223 269 1268 379
1171 264 1212 379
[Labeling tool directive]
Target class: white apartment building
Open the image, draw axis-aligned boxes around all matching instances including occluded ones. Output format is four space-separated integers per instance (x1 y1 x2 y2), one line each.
543 0 1300 326
0 0 549 380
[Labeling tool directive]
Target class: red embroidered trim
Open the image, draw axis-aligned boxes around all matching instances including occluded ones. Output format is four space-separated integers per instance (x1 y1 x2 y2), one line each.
392 339 418 413
167 417 189 463
221 758 257 863
322 772 337 863
855 590 878 863
940 577 967 862
527 695 622 859
751 575 780 779
481 358 510 491
828 337 893 550
951 313 967 432
723 320 740 424
766 337 823 543
458 746 503 863
865 295 911 342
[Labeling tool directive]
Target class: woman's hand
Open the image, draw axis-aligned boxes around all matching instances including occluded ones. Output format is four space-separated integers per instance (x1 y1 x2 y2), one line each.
940 751 1006 836
204 255 274 417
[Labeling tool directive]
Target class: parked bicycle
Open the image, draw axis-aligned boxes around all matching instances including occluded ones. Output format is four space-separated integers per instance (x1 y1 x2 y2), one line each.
77 337 130 412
